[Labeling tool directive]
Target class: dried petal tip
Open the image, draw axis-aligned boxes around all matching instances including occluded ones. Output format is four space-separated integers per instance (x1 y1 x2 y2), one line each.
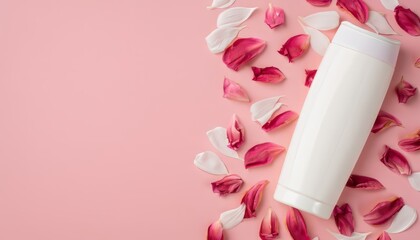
416 58 420 68
278 34 310 63
223 77 250 102
244 142 285 169
286 208 311 240
337 0 369 23
394 6 420 36
346 174 385 190
305 69 317 87
333 204 354 236
377 232 391 240
395 77 416 103
223 38 266 71
227 114 245 150
306 0 332 7
371 110 401 133
260 208 280 240
207 221 224 240
211 174 244 196
380 145 412 176
252 66 286 83
363 197 405 225
262 111 298 132
241 180 269 218
399 129 420 152
265 3 285 29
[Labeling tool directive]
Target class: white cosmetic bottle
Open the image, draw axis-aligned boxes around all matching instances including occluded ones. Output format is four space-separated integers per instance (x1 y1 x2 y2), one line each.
274 21 400 219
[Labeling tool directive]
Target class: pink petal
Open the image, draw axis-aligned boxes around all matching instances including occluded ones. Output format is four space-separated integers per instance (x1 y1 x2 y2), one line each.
395 77 417 103
223 77 250 102
241 180 269 218
286 208 311 240
265 3 285 29
371 110 402 133
399 129 420 152
394 6 420 36
244 142 285 169
416 58 420 68
337 0 369 23
211 174 244 196
364 197 405 225
333 204 355 236
262 111 299 132
346 174 385 190
207 221 224 240
305 69 317 87
306 0 332 7
278 34 310 63
223 38 266 71
380 145 412 176
252 66 286 83
260 208 280 240
226 114 245 150
377 232 391 240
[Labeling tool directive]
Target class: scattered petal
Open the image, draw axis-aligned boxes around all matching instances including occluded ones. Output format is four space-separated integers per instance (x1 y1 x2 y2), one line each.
301 25 330 56
207 221 224 240
219 203 246 229
336 0 369 24
265 3 285 29
364 197 405 225
262 111 299 132
380 0 399 11
366 11 397 35
333 204 354 236
346 174 385 190
329 231 370 240
286 208 311 240
395 76 417 103
241 180 269 218
371 110 402 133
194 151 229 175
223 77 250 102
305 69 317 87
306 0 332 7
377 232 391 240
394 6 420 36
217 7 258 27
312 238 319 240
212 174 244 195
207 0 236 9
415 57 420 68
380 145 412 176
386 204 417 233
206 26 246 54
244 142 285 168
300 11 340 30
207 127 240 159
252 66 286 83
260 208 280 240
223 38 266 71
408 172 420 191
399 129 420 152
278 34 310 62
227 114 245 150
250 96 284 125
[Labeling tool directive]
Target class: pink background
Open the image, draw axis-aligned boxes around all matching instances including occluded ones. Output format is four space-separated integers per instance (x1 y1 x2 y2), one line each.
0 0 419 239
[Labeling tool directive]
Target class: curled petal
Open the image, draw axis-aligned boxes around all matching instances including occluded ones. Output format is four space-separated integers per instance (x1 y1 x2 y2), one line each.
306 0 332 7
262 111 299 132
217 7 257 27
395 77 416 103
278 34 310 62
265 3 285 29
251 96 284 125
329 231 370 240
380 0 399 11
346 174 385 190
252 66 286 83
377 232 391 240
260 208 280 240
337 0 369 23
398 129 420 152
366 11 397 35
363 197 405 225
286 208 311 240
305 69 317 87
207 0 236 9
394 6 420 36
371 110 401 133
227 114 245 150
300 11 340 30
211 174 244 196
244 142 285 169
223 38 266 71
386 204 417 233
207 221 224 240
223 77 250 102
206 26 246 54
241 180 269 218
408 172 420 191
416 58 420 68
380 145 412 176
207 127 240 159
333 204 354 236
219 204 246 229
194 151 229 175
301 24 330 56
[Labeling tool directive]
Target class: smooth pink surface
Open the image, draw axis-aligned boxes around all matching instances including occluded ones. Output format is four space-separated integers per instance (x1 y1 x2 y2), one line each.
0 0 419 239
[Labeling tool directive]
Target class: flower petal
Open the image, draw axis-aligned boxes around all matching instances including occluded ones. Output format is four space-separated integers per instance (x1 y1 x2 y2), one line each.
206 26 246 54
250 96 284 125
386 204 417 233
286 208 311 240
207 0 236 9
278 34 310 62
312 237 319 240
408 172 420 191
336 0 369 23
394 6 420 36
219 203 246 229
398 129 420 152
301 25 330 56
207 221 224 240
371 110 402 133
377 232 391 240
395 76 416 103
329 231 370 240
252 66 286 83
217 7 257 27
380 145 412 176
223 38 266 71
300 11 340 30
212 174 244 195
333 204 354 236
227 114 245 150
241 180 269 218
194 151 229 175
363 197 405 225
265 3 285 29
306 0 332 7
346 174 385 190
366 11 397 35
260 208 280 240
223 77 250 102
415 57 420 68
207 127 240 159
380 0 399 11
244 142 285 169
305 69 317 87
262 110 299 132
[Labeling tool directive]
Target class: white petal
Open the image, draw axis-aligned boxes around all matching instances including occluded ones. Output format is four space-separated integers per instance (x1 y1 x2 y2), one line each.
207 0 236 9
303 25 330 56
217 7 257 27
300 11 340 31
207 127 240 159
219 203 246 229
386 204 417 233
380 0 399 11
408 172 420 191
206 26 245 54
329 231 370 240
312 237 319 240
366 11 397 35
193 151 229 175
250 96 284 125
